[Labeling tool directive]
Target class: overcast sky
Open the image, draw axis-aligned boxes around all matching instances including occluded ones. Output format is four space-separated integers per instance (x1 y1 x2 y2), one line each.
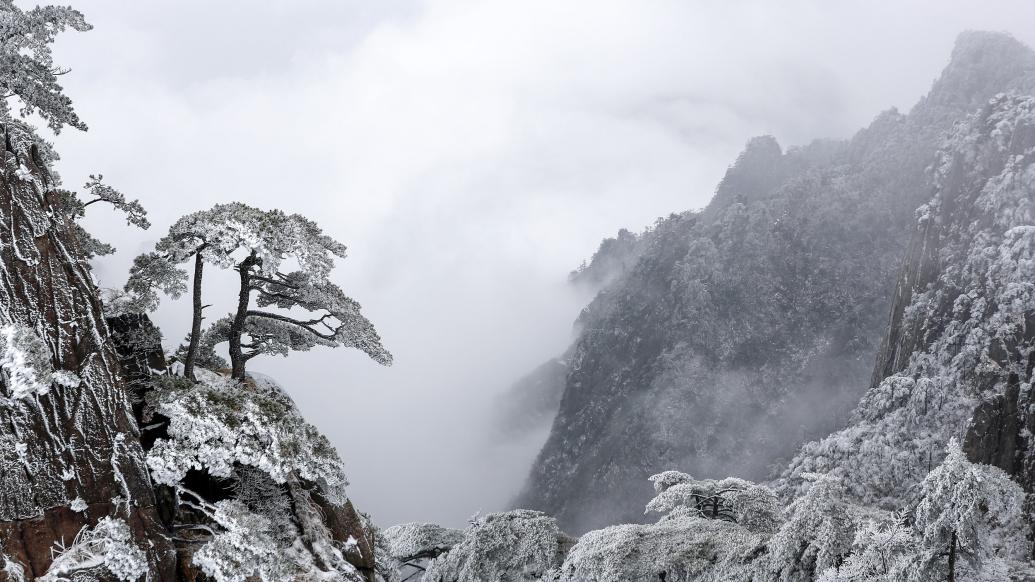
46 0 1035 528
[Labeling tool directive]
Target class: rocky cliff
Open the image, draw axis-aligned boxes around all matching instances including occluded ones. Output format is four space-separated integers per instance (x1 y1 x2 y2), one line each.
784 91 1035 544
0 140 176 579
515 31 1035 534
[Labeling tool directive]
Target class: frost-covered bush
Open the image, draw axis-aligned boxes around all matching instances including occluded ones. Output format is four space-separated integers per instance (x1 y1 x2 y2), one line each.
0 323 79 399
381 522 464 582
39 517 147 582
814 439 1026 582
558 511 761 582
646 471 780 533
144 371 368 581
1 550 25 582
145 371 349 502
382 522 463 562
422 510 564 582
190 499 301 582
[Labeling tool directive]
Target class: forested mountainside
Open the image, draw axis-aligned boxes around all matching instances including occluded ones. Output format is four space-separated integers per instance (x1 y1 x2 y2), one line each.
370 31 1035 582
514 31 1035 534
783 90 1035 518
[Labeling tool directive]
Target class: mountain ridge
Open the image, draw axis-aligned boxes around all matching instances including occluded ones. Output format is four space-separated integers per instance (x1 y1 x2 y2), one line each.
513 30 1035 535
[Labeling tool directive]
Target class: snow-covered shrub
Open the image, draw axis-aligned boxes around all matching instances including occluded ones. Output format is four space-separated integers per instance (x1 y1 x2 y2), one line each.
143 371 367 581
646 472 780 533
0 323 79 399
182 475 363 582
190 499 300 582
382 522 464 581
231 465 298 546
558 511 761 582
382 522 463 562
39 517 147 582
1 551 25 582
144 371 349 502
422 510 564 582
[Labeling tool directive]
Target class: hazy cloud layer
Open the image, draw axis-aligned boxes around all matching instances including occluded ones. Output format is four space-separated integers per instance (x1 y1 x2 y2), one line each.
48 0 1035 527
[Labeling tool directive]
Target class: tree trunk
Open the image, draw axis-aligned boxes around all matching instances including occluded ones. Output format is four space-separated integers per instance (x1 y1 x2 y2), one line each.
947 530 957 582
229 252 256 379
183 250 204 380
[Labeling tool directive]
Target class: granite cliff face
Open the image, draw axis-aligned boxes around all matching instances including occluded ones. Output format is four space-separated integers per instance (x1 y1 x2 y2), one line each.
784 92 1035 546
516 32 1035 534
0 143 176 578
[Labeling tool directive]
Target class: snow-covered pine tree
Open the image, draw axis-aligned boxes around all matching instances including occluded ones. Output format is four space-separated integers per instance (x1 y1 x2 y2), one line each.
126 202 392 379
0 2 147 265
218 208 392 378
816 520 915 582
123 203 260 378
645 470 780 532
765 472 868 581
0 0 90 134
912 439 1025 582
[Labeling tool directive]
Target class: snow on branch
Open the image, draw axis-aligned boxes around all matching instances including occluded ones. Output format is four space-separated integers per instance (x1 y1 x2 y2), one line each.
0 323 79 399
38 517 147 582
0 2 91 134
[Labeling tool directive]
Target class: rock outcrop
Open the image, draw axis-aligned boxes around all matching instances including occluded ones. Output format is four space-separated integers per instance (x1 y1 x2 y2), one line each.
107 313 379 581
0 141 175 578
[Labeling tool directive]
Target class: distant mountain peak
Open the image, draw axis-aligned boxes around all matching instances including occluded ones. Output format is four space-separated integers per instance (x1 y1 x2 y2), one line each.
922 30 1035 111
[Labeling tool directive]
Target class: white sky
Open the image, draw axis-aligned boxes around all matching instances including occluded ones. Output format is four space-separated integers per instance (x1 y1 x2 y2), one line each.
46 0 1035 527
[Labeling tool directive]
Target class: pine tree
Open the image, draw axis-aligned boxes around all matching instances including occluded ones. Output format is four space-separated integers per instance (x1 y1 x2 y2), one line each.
0 1 91 134
913 439 1025 582
127 203 392 380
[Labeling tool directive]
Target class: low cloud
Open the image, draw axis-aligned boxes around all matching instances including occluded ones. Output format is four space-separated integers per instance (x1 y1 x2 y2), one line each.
49 0 1035 526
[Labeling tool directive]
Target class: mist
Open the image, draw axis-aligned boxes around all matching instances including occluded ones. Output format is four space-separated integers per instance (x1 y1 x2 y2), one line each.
43 0 1035 528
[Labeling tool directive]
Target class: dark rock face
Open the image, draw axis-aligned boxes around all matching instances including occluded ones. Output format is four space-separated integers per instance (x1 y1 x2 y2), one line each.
516 32 1035 534
963 378 1030 482
0 151 175 577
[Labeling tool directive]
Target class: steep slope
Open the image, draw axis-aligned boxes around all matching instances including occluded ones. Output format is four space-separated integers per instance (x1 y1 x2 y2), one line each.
515 32 1035 534
783 93 1035 527
0 142 175 577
